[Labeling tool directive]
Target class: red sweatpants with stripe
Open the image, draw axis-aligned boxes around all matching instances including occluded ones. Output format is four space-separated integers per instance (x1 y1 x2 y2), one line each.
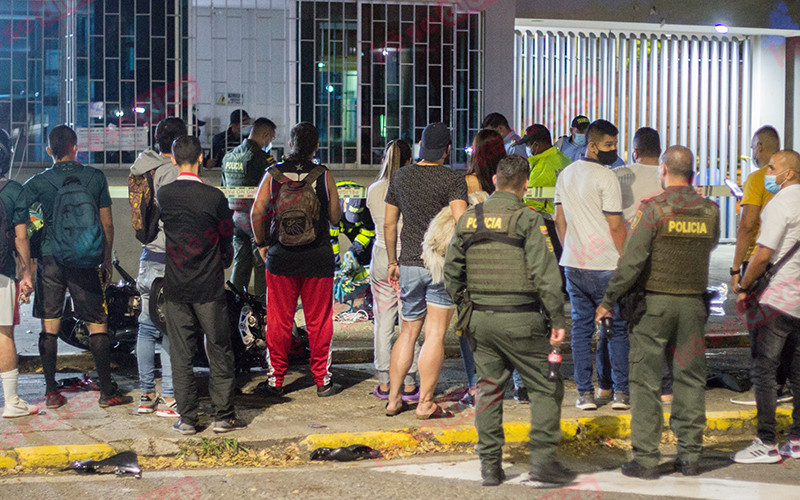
265 271 333 387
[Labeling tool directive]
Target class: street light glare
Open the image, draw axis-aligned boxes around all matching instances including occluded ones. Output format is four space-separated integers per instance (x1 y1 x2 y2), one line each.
714 24 729 34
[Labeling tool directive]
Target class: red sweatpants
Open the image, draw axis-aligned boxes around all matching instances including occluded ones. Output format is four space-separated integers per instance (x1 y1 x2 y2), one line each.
265 271 333 387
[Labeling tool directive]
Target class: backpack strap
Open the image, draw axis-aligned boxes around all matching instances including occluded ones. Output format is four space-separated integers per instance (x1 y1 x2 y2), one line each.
303 165 326 185
268 165 289 184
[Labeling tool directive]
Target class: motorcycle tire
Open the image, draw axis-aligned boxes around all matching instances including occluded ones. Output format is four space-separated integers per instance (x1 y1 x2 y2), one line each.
150 277 168 334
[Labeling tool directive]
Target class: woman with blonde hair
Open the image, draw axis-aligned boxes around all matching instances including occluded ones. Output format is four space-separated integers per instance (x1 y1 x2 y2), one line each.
366 139 420 401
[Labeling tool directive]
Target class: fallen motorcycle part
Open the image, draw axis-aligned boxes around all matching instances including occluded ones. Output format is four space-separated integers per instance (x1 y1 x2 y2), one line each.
310 444 382 462
65 450 142 479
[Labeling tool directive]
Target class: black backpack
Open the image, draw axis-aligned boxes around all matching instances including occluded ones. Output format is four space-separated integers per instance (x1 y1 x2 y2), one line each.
0 179 13 271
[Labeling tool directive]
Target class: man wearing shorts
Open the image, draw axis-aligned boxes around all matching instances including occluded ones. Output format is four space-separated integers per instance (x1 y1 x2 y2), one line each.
22 125 132 408
384 122 468 419
0 129 37 418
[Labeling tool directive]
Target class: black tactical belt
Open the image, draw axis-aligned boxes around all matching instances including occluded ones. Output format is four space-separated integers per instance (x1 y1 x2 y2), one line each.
472 303 540 313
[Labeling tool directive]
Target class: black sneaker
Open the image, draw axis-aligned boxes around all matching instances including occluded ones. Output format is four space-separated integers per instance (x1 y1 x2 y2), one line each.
481 465 506 486
317 382 340 397
621 460 660 480
213 415 247 433
529 461 577 485
674 459 700 476
173 418 197 435
98 391 134 408
513 387 530 404
256 381 284 397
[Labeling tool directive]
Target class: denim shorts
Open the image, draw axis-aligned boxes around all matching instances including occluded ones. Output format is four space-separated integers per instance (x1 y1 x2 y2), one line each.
399 265 455 320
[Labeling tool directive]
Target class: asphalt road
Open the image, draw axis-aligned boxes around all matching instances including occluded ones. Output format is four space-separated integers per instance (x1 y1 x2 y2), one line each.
2 441 800 500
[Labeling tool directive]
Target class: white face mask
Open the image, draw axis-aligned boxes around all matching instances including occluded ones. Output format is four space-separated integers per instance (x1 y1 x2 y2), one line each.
573 133 586 146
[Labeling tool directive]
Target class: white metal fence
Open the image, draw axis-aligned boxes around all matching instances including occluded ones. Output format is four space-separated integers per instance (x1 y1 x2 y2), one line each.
513 29 753 240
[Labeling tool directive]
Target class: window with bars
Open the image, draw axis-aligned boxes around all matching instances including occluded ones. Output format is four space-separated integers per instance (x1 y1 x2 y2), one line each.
513 29 752 239
65 0 189 167
298 0 484 168
0 0 61 167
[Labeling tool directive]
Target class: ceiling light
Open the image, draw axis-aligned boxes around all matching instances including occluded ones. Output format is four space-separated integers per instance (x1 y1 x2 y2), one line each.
714 24 729 34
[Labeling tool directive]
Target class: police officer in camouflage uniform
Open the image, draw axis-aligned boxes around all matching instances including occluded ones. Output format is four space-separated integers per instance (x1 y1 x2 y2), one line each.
444 155 575 487
596 146 720 480
221 118 276 296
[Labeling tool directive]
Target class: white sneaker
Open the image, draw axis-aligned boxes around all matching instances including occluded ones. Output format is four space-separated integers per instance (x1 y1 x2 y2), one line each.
156 398 178 418
732 437 781 464
779 436 800 459
3 398 40 418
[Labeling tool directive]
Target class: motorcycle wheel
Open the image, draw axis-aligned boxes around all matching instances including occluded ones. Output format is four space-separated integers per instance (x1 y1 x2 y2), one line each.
150 278 168 334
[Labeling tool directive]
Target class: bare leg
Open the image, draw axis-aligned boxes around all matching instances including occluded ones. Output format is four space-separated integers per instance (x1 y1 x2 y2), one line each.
386 317 424 412
0 326 17 372
416 306 455 416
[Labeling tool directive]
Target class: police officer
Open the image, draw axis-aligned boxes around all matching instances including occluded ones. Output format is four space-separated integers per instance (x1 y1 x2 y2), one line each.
595 145 720 479
221 117 276 296
331 181 375 310
444 155 575 487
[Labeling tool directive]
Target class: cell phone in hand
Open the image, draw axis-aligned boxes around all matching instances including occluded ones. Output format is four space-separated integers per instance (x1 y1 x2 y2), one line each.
725 178 744 199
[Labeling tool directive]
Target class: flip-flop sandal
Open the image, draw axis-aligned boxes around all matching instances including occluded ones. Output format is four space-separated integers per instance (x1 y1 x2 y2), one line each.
385 400 410 417
372 386 390 400
416 404 454 420
401 386 420 402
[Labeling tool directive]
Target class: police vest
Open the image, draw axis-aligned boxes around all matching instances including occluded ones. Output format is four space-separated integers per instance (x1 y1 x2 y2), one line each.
461 203 537 296
645 195 718 294
221 140 275 211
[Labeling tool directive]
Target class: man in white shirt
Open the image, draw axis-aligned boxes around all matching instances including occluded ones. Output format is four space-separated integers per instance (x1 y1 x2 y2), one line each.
734 150 800 464
554 119 629 411
613 127 664 225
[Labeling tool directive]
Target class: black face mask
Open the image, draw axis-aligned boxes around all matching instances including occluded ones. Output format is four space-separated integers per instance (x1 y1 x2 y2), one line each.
597 148 618 166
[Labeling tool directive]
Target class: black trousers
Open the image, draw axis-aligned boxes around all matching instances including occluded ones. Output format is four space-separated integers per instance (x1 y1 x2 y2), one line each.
165 299 235 425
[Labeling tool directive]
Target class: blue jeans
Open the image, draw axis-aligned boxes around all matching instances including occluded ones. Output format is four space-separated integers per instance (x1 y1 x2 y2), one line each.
459 335 476 388
136 257 173 397
565 267 629 395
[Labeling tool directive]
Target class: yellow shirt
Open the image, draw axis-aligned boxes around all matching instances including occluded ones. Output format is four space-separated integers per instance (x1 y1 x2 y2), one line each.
741 165 774 260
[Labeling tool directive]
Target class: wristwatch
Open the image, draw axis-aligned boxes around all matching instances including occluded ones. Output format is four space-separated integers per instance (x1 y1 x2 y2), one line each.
255 240 268 248
735 283 747 294
730 267 740 276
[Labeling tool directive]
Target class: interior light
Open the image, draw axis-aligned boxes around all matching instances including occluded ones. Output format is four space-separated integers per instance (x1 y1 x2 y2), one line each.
133 107 145 113
326 85 334 93
714 24 729 34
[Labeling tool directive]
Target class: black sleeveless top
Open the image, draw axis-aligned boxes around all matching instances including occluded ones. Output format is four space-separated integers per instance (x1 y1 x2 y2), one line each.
265 159 335 278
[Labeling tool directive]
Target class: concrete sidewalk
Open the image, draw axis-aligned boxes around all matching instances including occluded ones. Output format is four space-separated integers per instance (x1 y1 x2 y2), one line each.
0 353 787 470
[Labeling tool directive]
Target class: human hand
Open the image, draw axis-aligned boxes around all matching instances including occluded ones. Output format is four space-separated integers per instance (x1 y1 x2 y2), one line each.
730 273 740 292
388 264 400 291
550 328 565 347
19 272 33 298
259 246 268 262
594 305 612 324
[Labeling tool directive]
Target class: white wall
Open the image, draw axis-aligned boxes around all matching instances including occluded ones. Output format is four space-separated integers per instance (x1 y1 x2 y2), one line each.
751 35 787 157
190 4 294 149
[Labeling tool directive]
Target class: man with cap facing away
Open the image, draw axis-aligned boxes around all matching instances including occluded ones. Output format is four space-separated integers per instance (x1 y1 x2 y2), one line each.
209 109 251 169
557 115 624 167
384 122 468 419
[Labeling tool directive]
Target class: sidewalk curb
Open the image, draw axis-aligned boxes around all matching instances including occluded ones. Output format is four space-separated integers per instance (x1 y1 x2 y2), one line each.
2 409 790 469
299 408 793 452
1 444 114 469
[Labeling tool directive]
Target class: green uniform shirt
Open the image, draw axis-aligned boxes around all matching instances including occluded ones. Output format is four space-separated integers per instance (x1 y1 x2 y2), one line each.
0 179 29 280
525 146 571 214
601 185 720 310
444 190 566 329
21 161 112 258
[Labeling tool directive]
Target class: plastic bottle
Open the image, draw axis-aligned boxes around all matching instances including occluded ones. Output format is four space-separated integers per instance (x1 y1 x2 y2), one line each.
548 347 562 381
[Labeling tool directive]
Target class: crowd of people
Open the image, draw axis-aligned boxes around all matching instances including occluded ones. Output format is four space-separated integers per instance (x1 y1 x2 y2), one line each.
0 108 798 486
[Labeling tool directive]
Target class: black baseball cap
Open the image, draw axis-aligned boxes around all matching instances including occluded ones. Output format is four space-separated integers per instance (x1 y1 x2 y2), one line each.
418 122 451 162
229 109 250 124
571 115 590 131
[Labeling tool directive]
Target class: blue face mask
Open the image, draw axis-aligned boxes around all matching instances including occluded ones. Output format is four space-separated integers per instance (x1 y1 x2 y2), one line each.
764 174 781 194
263 143 272 154
573 133 586 146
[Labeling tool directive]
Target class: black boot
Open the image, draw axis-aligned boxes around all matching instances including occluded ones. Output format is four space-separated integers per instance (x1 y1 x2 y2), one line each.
621 460 660 480
481 465 506 486
529 461 577 485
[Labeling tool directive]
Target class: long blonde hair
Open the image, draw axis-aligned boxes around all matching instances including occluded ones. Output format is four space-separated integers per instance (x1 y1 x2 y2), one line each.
376 139 412 182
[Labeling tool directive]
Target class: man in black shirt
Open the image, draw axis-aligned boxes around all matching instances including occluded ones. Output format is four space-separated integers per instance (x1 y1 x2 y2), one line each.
208 109 250 169
157 135 245 435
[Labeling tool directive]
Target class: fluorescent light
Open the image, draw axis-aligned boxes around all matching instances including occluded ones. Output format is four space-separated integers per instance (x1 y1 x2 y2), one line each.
133 107 145 113
714 24 729 34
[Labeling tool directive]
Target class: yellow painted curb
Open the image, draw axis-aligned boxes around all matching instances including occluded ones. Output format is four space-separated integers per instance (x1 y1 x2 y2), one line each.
66 444 115 463
431 425 477 445
15 446 70 468
0 450 17 469
301 430 419 451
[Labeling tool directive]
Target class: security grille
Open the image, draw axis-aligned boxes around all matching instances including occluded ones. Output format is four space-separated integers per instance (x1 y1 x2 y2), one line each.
513 29 753 240
298 0 484 168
